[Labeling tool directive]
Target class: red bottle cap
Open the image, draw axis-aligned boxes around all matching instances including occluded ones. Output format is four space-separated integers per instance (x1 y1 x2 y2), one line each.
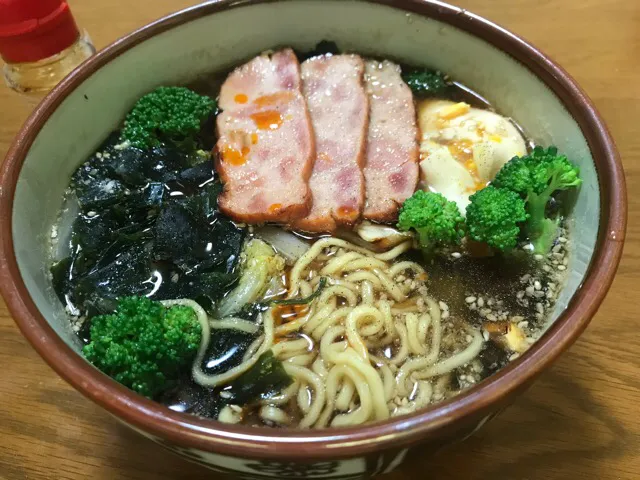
0 0 80 63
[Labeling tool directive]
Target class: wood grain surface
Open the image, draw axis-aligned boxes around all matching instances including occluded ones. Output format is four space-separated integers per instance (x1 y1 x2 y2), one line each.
1 1 639 479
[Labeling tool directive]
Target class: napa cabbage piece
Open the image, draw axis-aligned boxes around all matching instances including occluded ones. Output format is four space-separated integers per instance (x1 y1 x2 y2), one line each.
217 239 286 318
254 226 310 263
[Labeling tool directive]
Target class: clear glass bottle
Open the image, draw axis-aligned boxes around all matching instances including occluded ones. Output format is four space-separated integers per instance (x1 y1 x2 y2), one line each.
3 31 95 98
0 0 95 100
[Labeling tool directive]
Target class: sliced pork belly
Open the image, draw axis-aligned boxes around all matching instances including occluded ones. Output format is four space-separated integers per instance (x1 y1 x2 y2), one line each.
218 49 301 111
215 49 315 224
363 60 419 222
293 54 369 233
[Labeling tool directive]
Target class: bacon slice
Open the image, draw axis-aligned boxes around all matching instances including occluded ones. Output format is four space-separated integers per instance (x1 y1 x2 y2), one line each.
215 49 315 224
293 54 369 233
363 60 419 222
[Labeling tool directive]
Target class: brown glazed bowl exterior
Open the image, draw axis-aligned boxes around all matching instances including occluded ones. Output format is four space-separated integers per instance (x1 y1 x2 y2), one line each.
0 0 626 478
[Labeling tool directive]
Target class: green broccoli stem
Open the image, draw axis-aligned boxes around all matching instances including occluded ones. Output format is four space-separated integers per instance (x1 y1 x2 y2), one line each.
526 190 558 253
417 229 436 252
531 217 559 253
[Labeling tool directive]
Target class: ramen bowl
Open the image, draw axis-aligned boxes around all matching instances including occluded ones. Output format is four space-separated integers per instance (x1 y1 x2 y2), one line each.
0 0 626 477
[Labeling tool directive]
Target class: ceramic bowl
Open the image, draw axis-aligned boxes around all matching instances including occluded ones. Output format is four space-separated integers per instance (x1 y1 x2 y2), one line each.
0 0 626 478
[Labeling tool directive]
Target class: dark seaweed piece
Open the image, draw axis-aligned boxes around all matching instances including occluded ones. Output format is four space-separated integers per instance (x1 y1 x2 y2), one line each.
234 302 270 323
56 177 242 318
401 68 450 97
186 271 237 306
146 145 193 182
201 328 257 376
206 217 246 273
73 177 128 211
57 246 94 290
108 147 149 185
72 213 119 255
182 178 223 217
159 270 238 313
296 40 340 61
160 381 226 418
77 317 93 345
73 242 155 316
177 161 215 192
71 192 158 257
163 161 215 198
225 351 292 405
154 181 244 273
90 230 153 272
154 203 200 263
272 277 327 306
109 146 188 186
197 105 219 151
141 182 165 207
54 109 244 322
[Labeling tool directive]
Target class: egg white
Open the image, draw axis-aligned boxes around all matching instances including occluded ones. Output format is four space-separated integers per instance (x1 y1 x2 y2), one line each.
417 99 527 213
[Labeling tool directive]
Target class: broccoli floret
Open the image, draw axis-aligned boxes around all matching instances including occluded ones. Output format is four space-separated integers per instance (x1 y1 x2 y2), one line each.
492 146 581 253
401 68 449 97
466 186 529 251
83 296 201 398
121 87 215 149
397 190 465 252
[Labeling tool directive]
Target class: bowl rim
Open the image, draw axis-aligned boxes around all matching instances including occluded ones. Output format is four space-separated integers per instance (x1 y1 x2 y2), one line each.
0 0 627 461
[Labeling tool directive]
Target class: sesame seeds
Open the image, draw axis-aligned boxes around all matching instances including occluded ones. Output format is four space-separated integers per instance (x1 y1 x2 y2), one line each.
460 226 571 366
114 140 130 150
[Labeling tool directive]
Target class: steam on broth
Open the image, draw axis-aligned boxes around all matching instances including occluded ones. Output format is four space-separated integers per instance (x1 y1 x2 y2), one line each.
50 42 578 428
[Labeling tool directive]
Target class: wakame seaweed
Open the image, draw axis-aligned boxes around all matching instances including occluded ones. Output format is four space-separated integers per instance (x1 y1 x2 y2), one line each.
272 277 328 306
226 351 292 405
401 67 451 98
295 40 340 61
200 328 257 376
53 128 245 317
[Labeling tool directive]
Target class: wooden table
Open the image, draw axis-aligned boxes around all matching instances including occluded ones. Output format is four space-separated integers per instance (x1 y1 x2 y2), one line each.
1 0 639 478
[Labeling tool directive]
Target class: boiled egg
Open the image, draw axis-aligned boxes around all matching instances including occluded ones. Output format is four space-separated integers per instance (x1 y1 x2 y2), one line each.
417 99 527 213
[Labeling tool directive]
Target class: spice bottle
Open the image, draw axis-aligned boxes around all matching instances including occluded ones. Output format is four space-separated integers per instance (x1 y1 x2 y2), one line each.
0 0 95 99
